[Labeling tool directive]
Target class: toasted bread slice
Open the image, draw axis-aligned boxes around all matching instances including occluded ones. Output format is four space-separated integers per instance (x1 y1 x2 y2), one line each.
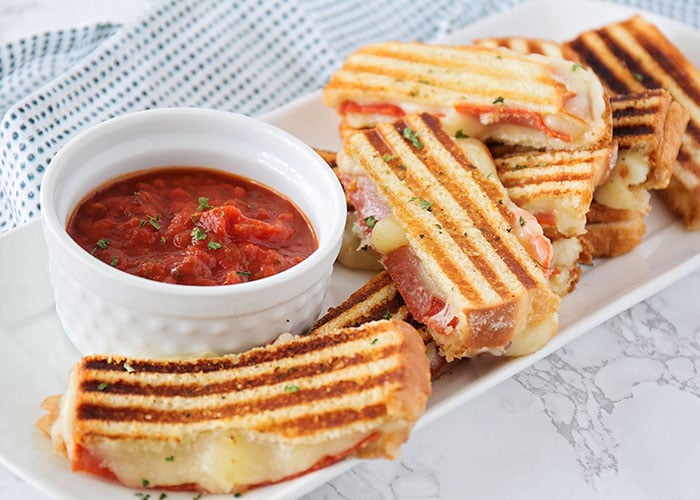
311 271 449 375
494 144 616 239
580 200 647 257
609 89 689 190
565 15 698 228
323 41 612 151
40 320 430 494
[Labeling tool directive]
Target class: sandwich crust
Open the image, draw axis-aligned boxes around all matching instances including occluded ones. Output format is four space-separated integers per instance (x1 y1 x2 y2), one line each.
580 201 646 257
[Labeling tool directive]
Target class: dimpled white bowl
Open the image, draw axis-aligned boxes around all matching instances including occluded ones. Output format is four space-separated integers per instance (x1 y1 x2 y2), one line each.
40 108 346 358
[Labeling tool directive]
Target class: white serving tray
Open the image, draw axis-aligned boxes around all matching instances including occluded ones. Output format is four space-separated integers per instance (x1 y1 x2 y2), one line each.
2 1 700 498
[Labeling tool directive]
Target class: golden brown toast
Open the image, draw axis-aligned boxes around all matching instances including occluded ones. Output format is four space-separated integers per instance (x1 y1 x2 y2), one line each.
580 200 647 257
323 41 612 151
311 271 449 375
609 89 688 190
565 15 698 229
337 112 560 359
494 145 616 239
40 320 431 494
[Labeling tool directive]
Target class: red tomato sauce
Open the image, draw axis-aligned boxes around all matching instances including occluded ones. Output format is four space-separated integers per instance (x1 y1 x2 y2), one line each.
67 167 318 286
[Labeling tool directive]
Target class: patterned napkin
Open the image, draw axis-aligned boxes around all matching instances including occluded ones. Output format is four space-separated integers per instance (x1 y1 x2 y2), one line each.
0 0 698 233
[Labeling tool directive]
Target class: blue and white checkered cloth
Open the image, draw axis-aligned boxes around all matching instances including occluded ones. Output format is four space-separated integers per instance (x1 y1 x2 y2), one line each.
0 0 698 232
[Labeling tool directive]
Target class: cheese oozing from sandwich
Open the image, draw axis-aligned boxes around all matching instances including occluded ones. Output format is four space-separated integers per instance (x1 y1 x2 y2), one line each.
39 320 431 494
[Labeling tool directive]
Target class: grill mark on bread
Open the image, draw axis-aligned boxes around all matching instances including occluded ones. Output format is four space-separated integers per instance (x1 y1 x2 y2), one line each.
611 103 659 119
567 37 631 94
632 26 700 105
82 329 374 374
362 126 491 303
418 114 540 289
312 273 408 331
81 347 400 398
685 120 700 145
335 43 571 109
421 113 512 221
420 113 535 288
596 30 664 90
361 123 508 302
678 146 700 177
77 371 399 426
259 403 388 437
613 124 655 138
389 117 535 295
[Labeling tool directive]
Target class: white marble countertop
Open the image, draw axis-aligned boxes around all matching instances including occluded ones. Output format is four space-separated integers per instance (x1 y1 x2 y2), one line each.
1 1 700 499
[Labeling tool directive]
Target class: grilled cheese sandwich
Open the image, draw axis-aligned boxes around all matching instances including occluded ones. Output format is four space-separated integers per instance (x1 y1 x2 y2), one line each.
39 320 431 494
323 41 612 151
565 15 698 229
336 112 560 360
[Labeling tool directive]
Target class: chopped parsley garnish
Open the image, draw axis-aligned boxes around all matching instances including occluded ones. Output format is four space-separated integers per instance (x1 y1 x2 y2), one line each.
191 227 207 241
165 455 175 462
158 494 168 500
410 196 433 211
513 164 528 170
197 196 210 211
372 337 380 345
160 236 166 245
571 63 583 72
382 153 396 162
110 256 119 267
519 216 526 227
236 271 251 277
207 240 222 250
96 239 109 249
633 72 644 81
140 219 147 228
455 129 469 139
402 126 423 149
97 382 108 391
419 79 430 84
123 361 136 373
193 494 203 500
284 384 300 393
147 215 161 230
364 215 378 228
496 54 503 60
383 310 392 320
493 96 505 105
141 478 150 487
135 494 150 500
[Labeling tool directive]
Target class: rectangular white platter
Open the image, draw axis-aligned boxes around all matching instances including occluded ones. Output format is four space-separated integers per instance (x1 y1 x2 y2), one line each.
2 0 700 498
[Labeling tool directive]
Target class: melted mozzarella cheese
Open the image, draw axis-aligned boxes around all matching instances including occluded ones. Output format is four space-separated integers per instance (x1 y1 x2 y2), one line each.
616 150 651 186
504 313 558 357
454 137 498 178
88 428 370 493
594 175 651 212
370 216 409 254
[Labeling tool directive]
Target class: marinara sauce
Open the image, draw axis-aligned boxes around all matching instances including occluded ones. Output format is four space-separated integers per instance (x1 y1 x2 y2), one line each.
67 167 318 286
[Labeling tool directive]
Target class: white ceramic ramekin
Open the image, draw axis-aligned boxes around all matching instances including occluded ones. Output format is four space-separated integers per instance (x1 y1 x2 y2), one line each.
40 108 345 358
